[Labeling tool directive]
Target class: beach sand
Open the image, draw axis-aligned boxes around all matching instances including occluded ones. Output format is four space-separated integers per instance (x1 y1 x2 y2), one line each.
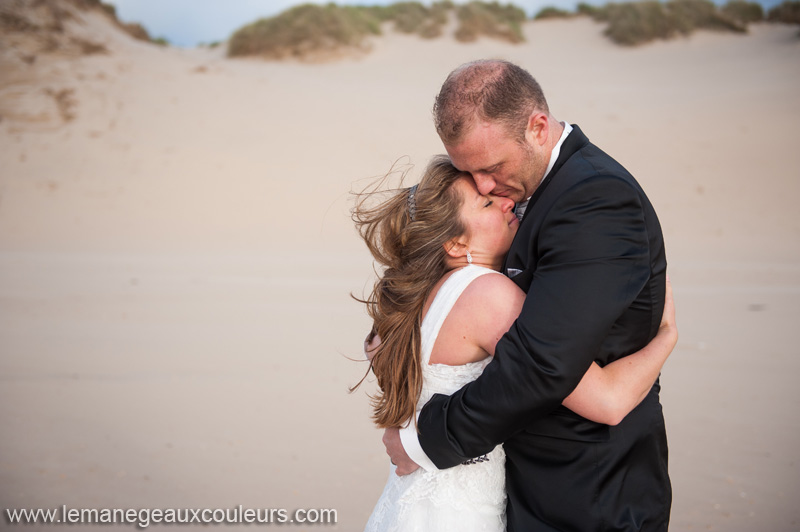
1 6 799 530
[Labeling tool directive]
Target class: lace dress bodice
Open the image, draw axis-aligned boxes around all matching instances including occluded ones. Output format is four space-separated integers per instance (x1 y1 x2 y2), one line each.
364 265 507 532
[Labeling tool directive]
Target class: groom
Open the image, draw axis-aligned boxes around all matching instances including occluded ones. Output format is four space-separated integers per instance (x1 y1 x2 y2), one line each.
384 60 671 530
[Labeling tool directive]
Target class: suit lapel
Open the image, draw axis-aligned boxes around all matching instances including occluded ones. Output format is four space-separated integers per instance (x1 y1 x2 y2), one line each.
521 125 589 223
503 125 590 288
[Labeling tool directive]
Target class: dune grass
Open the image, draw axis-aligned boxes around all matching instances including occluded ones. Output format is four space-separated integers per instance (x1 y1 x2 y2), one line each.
767 0 800 23
668 0 746 34
227 1 529 58
579 0 747 45
576 2 605 18
720 1 764 23
225 0 777 60
600 2 679 44
364 1 452 39
534 6 577 20
454 1 527 43
228 4 381 59
228 2 453 59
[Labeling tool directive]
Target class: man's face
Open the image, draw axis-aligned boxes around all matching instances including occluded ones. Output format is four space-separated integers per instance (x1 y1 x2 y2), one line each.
444 119 547 204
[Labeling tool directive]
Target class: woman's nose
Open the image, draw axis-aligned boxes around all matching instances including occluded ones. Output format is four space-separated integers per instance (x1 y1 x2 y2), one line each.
499 196 515 212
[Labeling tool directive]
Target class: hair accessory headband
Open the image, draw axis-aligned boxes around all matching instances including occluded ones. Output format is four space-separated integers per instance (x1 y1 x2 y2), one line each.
407 184 418 221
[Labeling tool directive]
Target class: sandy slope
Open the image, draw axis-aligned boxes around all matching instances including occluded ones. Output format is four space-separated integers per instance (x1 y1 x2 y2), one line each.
1 8 799 531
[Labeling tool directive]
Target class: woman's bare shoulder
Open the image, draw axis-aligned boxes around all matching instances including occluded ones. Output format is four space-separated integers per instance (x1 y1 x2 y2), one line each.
449 271 526 355
460 271 524 307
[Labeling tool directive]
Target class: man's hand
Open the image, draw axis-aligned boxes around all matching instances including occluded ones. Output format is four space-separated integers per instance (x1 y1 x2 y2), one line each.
383 428 420 476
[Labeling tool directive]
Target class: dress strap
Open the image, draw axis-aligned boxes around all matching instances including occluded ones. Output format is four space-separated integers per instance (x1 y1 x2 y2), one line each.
420 265 502 366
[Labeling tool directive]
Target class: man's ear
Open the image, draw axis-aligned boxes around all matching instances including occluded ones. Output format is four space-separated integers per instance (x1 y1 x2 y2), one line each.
444 237 469 260
524 112 549 147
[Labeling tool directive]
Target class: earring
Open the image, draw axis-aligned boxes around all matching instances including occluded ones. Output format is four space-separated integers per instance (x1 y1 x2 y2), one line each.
466 250 473 264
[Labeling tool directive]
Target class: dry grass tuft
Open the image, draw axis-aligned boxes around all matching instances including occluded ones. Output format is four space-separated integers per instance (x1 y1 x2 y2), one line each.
365 2 451 39
228 4 381 59
720 1 764 24
580 0 747 46
454 1 527 43
767 0 800 23
534 6 577 20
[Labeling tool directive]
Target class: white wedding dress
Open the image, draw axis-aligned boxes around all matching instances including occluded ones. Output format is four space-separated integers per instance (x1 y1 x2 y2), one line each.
364 265 507 532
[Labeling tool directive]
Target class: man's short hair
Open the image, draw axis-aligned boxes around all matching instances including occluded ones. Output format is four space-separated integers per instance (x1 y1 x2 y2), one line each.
433 60 549 145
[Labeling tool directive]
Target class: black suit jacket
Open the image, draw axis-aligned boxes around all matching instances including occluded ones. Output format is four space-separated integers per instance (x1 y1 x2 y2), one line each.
417 126 671 531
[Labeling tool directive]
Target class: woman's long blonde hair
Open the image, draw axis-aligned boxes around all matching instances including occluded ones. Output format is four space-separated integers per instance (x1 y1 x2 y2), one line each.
352 155 467 429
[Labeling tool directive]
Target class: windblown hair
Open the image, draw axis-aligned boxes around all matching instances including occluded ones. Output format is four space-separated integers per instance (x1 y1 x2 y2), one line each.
433 59 549 145
352 155 467 429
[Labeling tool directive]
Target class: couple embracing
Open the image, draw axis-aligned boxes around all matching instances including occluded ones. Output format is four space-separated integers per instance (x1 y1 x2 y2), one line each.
353 60 674 532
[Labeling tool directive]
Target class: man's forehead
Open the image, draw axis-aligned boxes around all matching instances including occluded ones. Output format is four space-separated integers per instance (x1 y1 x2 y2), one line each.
458 119 512 147
446 130 503 170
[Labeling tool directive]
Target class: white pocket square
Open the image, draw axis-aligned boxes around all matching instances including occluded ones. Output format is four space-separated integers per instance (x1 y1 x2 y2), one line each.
506 268 523 278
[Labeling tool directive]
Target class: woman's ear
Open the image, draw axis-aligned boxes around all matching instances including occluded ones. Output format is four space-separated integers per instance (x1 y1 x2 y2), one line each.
444 237 469 260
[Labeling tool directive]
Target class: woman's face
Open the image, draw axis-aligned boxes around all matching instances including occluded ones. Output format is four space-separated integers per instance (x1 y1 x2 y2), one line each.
454 176 519 267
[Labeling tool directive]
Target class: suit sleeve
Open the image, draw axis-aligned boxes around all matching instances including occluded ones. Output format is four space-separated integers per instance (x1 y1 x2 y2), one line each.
417 175 653 468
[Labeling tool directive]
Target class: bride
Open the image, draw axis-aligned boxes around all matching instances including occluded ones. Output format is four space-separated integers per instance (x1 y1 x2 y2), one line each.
352 155 677 532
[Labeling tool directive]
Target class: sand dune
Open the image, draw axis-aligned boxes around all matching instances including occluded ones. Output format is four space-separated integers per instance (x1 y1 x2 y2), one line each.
1 6 799 531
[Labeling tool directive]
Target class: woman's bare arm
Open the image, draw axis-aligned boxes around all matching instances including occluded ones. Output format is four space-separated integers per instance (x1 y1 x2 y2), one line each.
561 276 677 425
474 274 677 426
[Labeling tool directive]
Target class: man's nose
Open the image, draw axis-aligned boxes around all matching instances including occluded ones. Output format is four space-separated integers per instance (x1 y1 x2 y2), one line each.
473 173 495 195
